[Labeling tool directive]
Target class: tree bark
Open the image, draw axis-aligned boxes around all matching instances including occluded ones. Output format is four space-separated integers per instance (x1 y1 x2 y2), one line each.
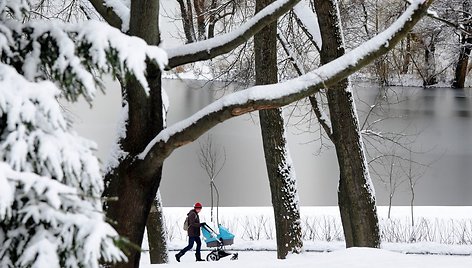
255 0 303 259
313 0 380 248
103 1 167 267
146 192 168 264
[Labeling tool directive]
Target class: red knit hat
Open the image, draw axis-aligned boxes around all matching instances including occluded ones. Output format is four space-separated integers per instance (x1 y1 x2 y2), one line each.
194 202 202 208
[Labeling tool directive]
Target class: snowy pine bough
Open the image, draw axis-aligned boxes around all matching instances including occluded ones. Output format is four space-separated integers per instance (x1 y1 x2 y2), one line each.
0 58 124 268
0 1 167 267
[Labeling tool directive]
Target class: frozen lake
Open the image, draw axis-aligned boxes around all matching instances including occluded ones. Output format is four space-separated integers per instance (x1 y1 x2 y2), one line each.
63 79 472 206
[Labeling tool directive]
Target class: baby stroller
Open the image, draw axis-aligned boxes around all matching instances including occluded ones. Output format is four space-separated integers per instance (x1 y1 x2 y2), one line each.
201 222 238 261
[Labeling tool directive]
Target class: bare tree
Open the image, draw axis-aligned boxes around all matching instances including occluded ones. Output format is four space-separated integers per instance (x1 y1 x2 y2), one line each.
372 149 405 219
399 147 430 230
198 134 226 223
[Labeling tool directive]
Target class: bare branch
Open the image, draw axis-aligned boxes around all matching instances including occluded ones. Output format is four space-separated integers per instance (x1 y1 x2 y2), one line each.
426 9 472 35
276 30 333 138
137 0 434 173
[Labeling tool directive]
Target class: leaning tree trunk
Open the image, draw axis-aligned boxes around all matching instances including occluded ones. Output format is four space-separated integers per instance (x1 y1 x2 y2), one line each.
313 0 380 248
146 192 168 264
452 0 471 89
255 0 303 259
103 1 168 267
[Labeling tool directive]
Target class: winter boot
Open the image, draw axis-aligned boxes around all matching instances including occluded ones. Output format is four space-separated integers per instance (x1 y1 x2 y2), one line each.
175 252 183 262
195 252 205 262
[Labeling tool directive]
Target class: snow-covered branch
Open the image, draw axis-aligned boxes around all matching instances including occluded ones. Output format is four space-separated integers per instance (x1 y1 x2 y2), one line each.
2 19 166 102
139 0 433 168
88 0 127 31
165 0 301 69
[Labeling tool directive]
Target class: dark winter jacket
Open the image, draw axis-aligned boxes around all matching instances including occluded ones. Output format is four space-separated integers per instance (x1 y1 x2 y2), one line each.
187 209 201 237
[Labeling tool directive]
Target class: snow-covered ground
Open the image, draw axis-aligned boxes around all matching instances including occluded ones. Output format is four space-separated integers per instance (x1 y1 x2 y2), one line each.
139 206 472 267
140 248 472 267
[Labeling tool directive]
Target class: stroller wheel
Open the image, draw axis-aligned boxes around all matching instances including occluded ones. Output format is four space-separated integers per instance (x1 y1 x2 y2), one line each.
206 252 219 261
230 253 238 260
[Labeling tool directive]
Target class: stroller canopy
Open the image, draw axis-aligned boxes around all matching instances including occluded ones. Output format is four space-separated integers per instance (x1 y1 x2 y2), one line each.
201 223 235 247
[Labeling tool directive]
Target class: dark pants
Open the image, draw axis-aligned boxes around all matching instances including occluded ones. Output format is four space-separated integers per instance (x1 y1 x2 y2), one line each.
178 236 202 256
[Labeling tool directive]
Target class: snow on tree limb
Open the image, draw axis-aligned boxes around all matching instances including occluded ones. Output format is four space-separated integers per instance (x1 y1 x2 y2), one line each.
1 19 167 102
88 0 126 30
139 0 433 167
165 0 302 69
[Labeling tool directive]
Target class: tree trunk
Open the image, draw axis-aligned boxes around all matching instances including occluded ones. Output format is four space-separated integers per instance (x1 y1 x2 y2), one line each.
258 110 304 258
453 38 471 88
207 0 217 39
193 0 206 40
255 0 303 259
313 0 380 248
146 192 168 264
401 33 411 74
176 0 196 43
423 34 437 86
452 1 471 88
103 1 168 267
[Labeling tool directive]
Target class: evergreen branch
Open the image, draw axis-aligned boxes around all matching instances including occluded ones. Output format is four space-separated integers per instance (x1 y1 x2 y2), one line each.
3 20 166 103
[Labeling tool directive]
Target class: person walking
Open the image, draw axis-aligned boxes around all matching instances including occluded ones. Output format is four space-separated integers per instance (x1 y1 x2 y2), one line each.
175 202 205 262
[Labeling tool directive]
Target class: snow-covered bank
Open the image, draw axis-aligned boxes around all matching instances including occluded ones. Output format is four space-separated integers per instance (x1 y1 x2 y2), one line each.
140 248 472 267
146 206 472 256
